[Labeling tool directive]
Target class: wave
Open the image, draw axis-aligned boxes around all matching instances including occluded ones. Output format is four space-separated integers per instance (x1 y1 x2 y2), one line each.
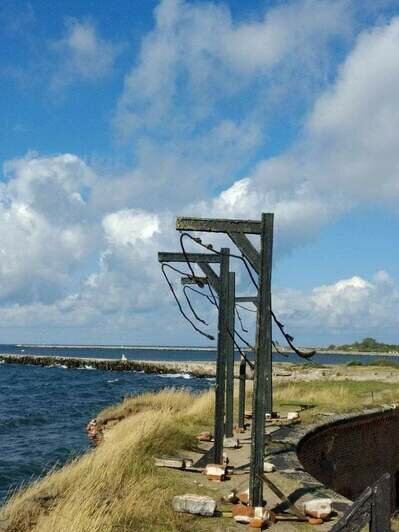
159 373 192 379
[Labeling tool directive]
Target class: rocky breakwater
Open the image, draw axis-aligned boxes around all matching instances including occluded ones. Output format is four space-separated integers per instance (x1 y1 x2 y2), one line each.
0 354 216 378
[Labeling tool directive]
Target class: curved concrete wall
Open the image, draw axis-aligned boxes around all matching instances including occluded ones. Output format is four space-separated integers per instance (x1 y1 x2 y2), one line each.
297 408 399 510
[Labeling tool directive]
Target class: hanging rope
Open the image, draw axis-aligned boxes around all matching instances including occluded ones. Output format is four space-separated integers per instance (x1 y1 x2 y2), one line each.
179 231 315 360
161 264 214 341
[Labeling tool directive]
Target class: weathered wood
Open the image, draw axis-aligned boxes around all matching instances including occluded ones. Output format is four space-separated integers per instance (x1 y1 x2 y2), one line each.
331 487 373 531
371 473 391 532
198 263 220 293
238 357 246 430
331 473 391 532
225 271 235 438
236 296 258 304
249 213 274 508
228 232 261 274
176 217 262 235
213 248 230 464
181 276 208 285
158 252 221 264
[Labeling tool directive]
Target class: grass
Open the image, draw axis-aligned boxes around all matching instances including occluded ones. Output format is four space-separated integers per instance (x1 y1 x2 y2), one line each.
0 389 220 532
346 359 399 369
3 378 399 531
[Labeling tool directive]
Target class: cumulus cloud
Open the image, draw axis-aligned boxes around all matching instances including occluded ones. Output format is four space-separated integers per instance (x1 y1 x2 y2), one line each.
51 17 123 88
272 272 399 343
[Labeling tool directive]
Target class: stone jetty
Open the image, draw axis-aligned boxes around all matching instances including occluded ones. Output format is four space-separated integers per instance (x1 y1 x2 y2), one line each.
0 353 217 378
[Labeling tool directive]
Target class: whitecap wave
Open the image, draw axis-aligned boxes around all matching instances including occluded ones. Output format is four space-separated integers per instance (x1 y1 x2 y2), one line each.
160 373 192 379
107 379 119 383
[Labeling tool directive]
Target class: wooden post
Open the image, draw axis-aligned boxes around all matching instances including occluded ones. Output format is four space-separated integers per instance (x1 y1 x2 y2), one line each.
249 213 274 508
225 271 235 438
371 473 391 532
238 357 246 430
214 248 230 464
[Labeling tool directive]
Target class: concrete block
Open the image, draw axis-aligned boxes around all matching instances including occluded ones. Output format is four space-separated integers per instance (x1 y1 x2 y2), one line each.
303 498 332 519
287 411 300 420
172 494 216 516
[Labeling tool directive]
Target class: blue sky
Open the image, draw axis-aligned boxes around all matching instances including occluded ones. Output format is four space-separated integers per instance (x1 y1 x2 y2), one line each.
1 0 399 346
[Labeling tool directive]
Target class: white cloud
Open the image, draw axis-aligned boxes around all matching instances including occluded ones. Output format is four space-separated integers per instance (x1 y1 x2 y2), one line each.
273 272 399 341
103 209 160 247
51 17 122 88
116 0 350 137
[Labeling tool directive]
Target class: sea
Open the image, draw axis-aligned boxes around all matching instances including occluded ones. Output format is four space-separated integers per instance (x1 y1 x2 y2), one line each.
1 343 398 502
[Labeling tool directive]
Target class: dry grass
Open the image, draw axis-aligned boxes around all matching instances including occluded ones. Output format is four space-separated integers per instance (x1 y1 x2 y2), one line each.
0 389 216 532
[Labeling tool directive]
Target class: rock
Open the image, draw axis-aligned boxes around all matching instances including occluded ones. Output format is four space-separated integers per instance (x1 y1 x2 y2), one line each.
86 418 103 446
204 464 226 481
197 431 213 441
308 517 324 525
303 498 332 520
172 494 216 516
263 462 275 473
223 437 240 448
287 412 300 420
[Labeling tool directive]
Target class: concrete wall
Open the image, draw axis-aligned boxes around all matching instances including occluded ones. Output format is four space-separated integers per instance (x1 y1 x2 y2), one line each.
297 409 399 510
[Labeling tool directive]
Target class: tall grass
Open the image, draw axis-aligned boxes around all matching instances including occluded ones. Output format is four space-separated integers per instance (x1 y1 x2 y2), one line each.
0 389 215 532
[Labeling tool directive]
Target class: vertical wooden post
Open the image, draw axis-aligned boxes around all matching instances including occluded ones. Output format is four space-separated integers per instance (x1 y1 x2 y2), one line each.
225 271 235 438
249 213 274 508
213 248 230 464
238 357 246 430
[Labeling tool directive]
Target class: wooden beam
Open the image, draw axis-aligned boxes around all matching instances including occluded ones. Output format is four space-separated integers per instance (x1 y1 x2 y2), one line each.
249 213 274 508
236 296 258 304
176 217 262 235
228 232 260 274
181 276 208 285
198 263 220 294
158 252 220 264
213 248 230 464
225 271 235 439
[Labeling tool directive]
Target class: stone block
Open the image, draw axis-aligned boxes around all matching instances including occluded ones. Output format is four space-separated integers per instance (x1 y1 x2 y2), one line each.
303 498 332 520
172 494 216 516
287 411 300 420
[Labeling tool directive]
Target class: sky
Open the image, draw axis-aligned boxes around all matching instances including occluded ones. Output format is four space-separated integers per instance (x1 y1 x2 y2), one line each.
1 0 399 347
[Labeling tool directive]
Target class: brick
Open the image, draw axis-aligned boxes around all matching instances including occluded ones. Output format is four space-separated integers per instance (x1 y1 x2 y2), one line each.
197 431 213 441
308 517 324 525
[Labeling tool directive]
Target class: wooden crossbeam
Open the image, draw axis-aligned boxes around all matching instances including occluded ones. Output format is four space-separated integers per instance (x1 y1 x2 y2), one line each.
158 252 220 264
176 217 262 235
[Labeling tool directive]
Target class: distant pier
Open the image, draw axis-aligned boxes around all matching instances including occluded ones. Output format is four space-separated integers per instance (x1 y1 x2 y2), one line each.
0 353 217 378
